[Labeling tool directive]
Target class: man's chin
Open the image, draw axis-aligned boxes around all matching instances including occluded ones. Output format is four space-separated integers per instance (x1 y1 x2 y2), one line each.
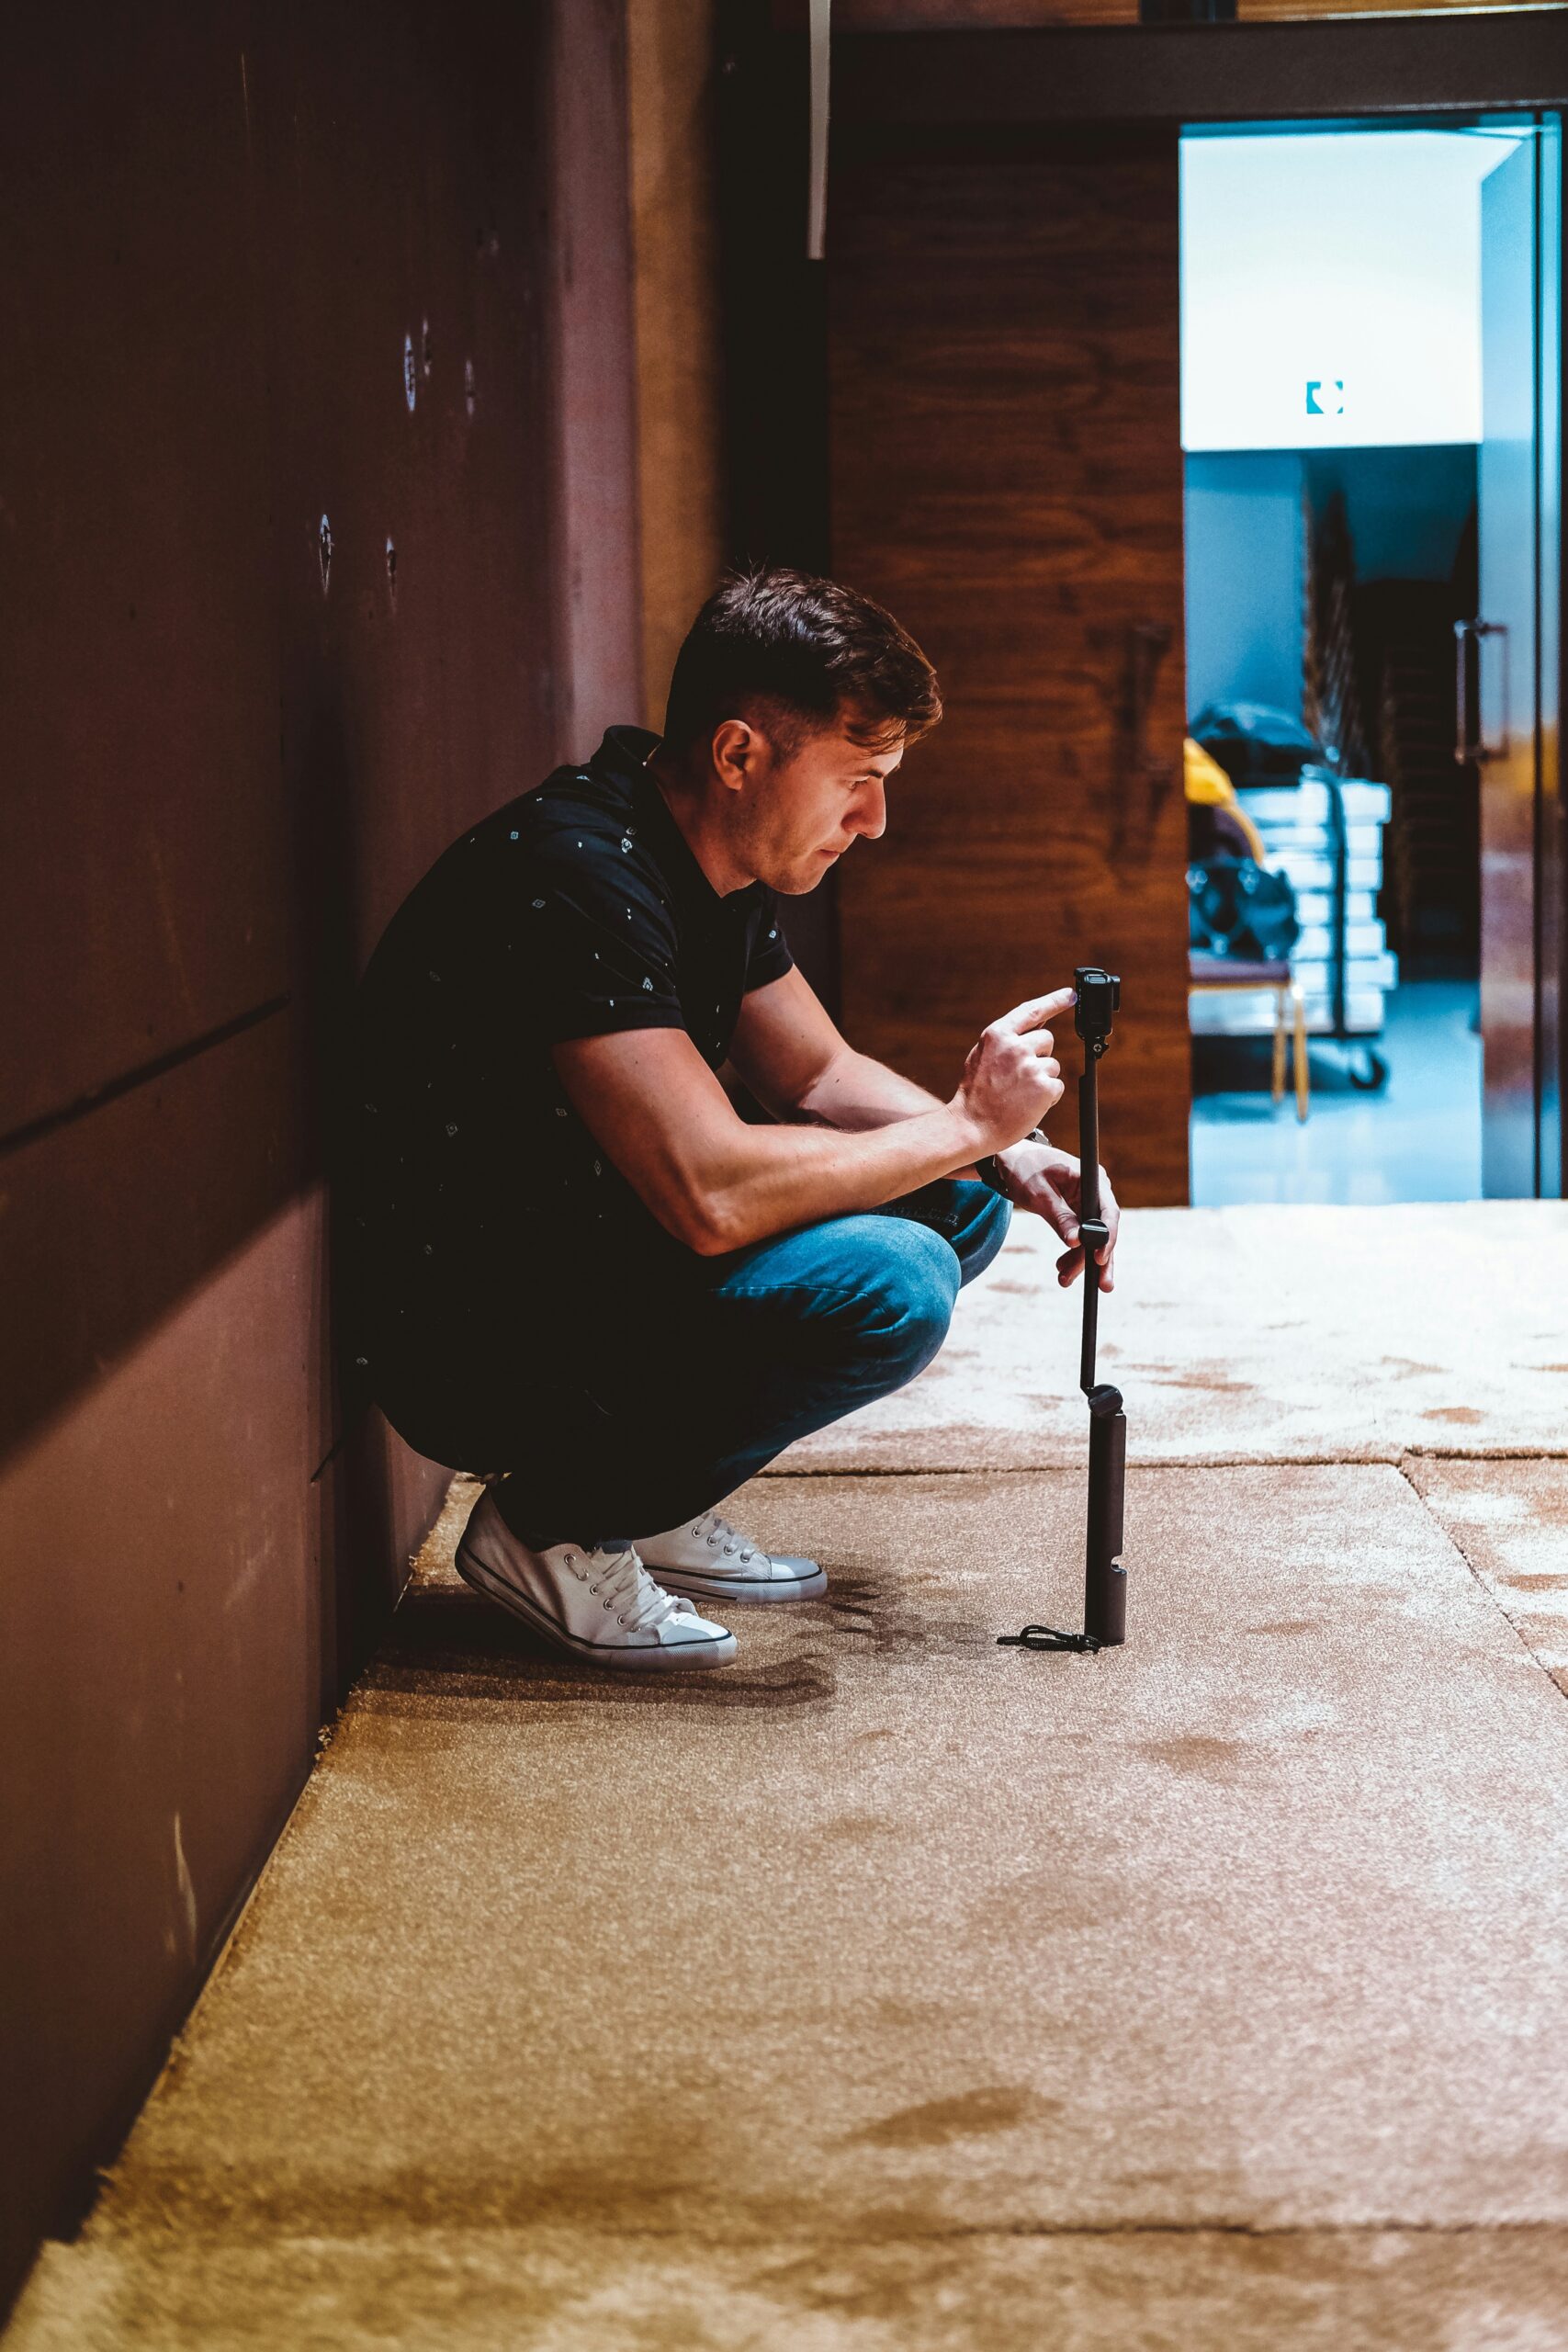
774 852 841 896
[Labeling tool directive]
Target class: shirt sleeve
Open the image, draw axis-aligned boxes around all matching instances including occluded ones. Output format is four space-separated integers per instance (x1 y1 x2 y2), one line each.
514 826 689 1046
744 894 795 994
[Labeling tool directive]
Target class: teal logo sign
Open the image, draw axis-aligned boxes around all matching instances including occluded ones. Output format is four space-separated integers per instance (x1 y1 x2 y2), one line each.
1305 379 1345 417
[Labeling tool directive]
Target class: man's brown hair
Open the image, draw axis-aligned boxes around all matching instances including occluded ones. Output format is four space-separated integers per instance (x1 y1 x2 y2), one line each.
662 566 942 758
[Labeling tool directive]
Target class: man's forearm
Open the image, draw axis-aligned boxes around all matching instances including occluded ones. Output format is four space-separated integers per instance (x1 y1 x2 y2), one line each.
693 1100 987 1254
795 1044 947 1132
795 1045 1009 1181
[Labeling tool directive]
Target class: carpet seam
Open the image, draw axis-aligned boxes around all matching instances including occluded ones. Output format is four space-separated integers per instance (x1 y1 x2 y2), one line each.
1396 1453 1568 1710
90 2216 1568 2247
763 1449 1568 1478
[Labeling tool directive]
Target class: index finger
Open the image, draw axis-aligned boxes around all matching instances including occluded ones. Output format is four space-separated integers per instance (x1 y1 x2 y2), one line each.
996 987 1078 1036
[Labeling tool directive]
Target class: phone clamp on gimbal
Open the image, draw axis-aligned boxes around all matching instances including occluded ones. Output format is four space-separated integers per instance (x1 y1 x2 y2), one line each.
998 967 1128 1657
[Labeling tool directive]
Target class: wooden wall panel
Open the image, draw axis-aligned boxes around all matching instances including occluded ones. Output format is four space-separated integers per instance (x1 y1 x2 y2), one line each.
0 0 637 2313
0 1190 447 2312
0 1202 325 2295
544 0 645 759
0 9 286 1134
829 136 1190 1204
715 0 840 1001
0 1007 306 1464
627 0 727 729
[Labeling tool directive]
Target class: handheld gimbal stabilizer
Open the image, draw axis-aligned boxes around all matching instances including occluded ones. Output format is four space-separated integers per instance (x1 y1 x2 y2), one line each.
998 967 1128 1656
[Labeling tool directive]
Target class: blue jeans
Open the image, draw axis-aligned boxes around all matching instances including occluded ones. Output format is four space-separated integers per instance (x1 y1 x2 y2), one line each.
429 1178 1010 1546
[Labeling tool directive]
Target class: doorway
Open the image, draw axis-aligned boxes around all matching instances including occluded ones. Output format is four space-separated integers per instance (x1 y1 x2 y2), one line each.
1180 116 1562 1204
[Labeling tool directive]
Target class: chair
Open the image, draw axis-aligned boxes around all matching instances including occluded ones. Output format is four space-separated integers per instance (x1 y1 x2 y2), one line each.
1189 950 1310 1123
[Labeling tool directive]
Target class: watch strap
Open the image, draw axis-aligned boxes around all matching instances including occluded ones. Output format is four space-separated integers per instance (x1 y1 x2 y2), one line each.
976 1128 1046 1196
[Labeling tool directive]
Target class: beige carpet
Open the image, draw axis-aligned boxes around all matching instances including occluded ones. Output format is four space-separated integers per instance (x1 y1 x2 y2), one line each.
9 1206 1568 2350
779 1202 1568 1470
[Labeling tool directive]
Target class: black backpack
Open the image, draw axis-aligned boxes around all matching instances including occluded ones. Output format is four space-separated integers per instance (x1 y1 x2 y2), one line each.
1188 856 1300 963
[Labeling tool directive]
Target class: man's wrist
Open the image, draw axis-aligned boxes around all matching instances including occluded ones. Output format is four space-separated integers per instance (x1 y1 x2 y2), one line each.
943 1104 993 1170
978 1128 1047 1196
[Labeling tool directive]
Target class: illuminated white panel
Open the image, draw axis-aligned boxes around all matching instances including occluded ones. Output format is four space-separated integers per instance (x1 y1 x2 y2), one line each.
1180 130 1520 453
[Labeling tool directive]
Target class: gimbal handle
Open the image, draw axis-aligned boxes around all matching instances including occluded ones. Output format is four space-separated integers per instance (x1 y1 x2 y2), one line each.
998 965 1127 1656
1074 965 1118 1396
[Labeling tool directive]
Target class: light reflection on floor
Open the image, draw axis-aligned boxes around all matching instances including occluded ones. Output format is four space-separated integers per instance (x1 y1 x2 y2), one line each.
1190 978 1483 1205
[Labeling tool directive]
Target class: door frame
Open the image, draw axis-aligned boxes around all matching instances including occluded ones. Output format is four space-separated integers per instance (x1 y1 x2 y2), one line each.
830 14 1568 131
1178 105 1562 1196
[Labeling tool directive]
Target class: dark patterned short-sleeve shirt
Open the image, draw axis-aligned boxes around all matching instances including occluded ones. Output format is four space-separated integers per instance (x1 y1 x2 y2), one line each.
345 724 794 1356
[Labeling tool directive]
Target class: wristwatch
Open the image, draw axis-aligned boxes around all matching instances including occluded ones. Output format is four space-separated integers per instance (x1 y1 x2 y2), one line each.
976 1128 1046 1198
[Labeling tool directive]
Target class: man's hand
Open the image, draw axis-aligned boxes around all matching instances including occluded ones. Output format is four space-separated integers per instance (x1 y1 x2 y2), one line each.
951 989 1075 1159
994 1136 1120 1293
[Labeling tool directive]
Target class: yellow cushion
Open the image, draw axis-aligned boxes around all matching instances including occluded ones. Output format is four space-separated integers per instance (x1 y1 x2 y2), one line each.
1184 734 1236 805
1184 735 1269 866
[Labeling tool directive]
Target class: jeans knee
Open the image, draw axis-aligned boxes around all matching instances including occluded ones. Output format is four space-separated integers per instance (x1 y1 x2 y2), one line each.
847 1220 959 1381
954 1182 1011 1288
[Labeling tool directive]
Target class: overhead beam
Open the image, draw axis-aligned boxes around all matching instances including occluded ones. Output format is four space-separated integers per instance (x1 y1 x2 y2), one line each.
825 16 1568 125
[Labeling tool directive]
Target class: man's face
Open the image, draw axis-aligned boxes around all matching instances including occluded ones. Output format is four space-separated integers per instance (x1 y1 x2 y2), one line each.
718 711 902 896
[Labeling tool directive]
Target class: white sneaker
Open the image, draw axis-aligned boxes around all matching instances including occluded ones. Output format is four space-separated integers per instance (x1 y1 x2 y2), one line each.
634 1510 827 1606
455 1490 737 1670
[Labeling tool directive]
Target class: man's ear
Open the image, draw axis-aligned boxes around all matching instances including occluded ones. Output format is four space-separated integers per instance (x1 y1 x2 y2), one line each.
709 718 756 796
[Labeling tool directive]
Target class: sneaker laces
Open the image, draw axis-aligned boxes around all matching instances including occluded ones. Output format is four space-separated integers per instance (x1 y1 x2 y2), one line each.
581 1544 695 1633
689 1510 759 1564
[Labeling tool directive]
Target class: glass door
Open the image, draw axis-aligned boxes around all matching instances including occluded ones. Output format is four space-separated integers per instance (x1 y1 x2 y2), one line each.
1473 115 1562 1196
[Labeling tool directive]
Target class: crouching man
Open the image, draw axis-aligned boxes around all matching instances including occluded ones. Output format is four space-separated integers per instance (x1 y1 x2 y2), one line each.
345 568 1119 1670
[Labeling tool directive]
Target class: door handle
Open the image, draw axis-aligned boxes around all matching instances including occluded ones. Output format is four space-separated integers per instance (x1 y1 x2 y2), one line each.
1455 618 1509 764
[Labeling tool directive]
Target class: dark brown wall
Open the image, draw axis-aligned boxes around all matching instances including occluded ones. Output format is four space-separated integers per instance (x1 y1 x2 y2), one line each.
716 1 840 1003
828 131 1190 1205
0 0 638 2311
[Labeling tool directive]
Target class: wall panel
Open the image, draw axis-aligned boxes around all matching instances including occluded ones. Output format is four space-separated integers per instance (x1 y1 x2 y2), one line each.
829 135 1191 1204
0 1195 447 2284
628 0 727 729
0 0 626 2313
0 8 286 1133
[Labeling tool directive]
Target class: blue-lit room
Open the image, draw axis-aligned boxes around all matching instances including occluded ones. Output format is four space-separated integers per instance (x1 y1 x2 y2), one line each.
1181 122 1549 1204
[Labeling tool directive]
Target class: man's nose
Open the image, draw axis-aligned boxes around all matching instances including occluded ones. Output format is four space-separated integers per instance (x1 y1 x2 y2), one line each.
852 778 887 840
